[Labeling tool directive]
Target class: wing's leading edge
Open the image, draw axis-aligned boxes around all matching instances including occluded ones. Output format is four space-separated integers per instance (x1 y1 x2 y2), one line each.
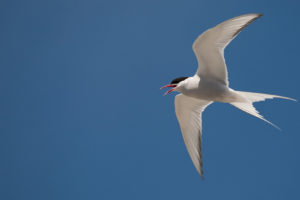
192 13 263 85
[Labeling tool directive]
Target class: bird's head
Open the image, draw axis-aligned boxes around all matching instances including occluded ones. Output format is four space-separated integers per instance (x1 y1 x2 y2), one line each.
160 76 188 95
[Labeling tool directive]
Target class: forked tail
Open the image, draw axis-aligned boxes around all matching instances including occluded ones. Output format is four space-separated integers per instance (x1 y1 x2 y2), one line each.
230 91 296 129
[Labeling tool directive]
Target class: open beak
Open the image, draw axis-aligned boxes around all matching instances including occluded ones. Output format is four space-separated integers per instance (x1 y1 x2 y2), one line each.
160 84 176 96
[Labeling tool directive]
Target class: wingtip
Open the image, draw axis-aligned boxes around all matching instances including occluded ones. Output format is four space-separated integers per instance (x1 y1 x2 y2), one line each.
291 98 298 102
251 13 263 17
240 13 263 18
251 13 263 19
200 174 205 180
243 13 263 19
198 169 205 180
257 13 263 17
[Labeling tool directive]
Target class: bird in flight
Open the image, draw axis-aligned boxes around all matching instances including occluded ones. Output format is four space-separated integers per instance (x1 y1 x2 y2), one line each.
161 13 295 179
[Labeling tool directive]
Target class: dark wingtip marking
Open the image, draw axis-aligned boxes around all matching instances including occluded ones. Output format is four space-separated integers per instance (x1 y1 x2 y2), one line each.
200 174 205 180
232 13 263 37
198 130 204 180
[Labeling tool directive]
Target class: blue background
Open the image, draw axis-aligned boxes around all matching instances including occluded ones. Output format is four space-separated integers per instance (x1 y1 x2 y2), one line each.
1 0 300 199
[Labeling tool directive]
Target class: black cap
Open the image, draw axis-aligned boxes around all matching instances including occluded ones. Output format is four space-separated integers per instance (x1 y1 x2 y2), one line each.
171 77 188 85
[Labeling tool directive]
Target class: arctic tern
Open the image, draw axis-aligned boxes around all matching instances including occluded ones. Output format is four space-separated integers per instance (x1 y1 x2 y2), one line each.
161 13 296 179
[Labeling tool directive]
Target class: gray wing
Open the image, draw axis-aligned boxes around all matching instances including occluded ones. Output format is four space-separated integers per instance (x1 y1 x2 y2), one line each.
174 94 212 178
192 13 263 85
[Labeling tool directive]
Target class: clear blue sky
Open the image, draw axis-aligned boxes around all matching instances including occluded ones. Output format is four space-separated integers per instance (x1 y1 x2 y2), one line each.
1 0 300 199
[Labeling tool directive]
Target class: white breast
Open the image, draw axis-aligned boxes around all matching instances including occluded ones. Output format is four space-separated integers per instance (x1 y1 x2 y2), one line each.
177 76 238 102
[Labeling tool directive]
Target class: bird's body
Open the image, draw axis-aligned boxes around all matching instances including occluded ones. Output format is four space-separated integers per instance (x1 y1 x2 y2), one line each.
177 76 240 102
161 13 296 179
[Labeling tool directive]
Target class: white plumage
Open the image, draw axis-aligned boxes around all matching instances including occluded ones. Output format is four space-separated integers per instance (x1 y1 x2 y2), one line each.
161 14 296 178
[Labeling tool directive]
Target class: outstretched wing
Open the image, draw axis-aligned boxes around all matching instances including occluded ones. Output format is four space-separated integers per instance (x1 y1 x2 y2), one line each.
192 13 263 85
174 94 212 178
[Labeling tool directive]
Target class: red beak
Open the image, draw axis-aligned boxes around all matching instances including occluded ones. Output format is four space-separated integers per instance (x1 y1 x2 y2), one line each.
160 84 176 96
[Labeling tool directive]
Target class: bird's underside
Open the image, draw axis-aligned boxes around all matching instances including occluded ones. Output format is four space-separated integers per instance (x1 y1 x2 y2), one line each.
162 13 296 178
